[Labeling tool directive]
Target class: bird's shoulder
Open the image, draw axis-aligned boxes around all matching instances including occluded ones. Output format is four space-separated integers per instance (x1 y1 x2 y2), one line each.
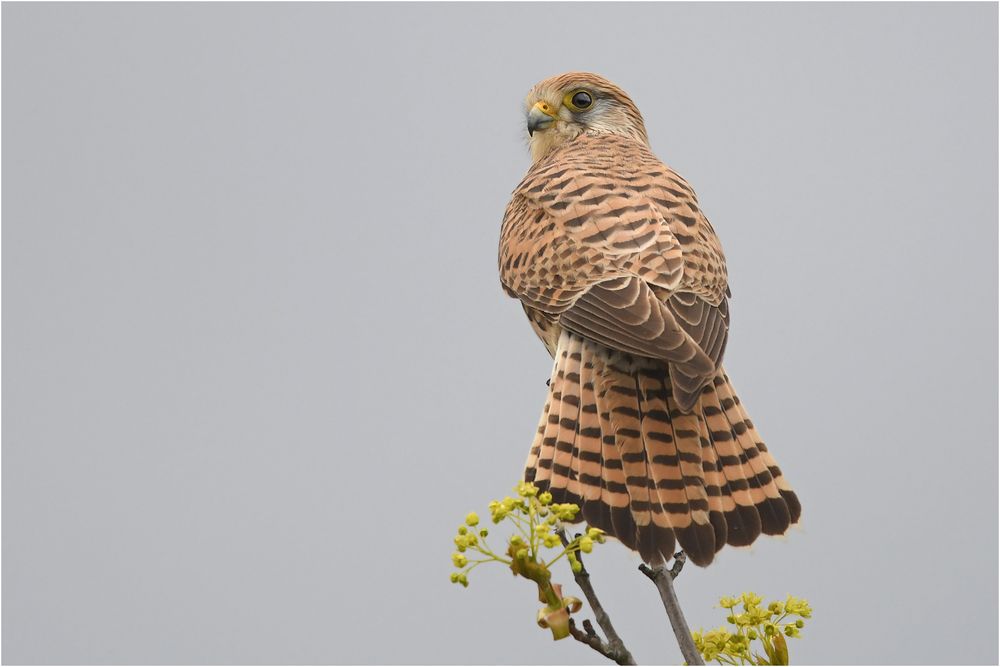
502 133 727 298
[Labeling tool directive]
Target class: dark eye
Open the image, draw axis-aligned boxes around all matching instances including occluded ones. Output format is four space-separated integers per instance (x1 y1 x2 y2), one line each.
566 90 593 111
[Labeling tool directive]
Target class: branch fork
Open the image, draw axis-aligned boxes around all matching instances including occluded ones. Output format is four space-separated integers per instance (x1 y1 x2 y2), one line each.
557 529 636 665
556 528 703 666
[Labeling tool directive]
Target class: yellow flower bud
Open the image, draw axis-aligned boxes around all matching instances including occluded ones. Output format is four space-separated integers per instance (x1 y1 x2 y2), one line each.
568 552 582 573
785 596 812 618
465 512 479 526
516 481 538 497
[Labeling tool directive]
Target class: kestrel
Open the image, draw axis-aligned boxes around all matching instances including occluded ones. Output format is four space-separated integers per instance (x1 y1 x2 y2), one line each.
499 73 801 567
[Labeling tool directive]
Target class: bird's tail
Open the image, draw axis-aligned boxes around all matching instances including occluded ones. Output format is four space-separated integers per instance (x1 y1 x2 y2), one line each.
524 330 801 567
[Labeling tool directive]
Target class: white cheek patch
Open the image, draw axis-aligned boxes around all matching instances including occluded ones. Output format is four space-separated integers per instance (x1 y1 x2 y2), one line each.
576 99 620 132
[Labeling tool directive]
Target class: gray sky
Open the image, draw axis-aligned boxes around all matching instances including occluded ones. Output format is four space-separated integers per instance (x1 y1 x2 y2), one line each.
3 3 997 664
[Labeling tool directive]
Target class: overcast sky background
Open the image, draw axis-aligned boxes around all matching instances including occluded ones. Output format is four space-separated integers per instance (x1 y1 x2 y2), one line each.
3 3 997 665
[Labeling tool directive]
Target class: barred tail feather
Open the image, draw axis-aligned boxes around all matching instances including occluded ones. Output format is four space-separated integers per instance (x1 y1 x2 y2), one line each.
595 363 638 550
694 409 729 553
663 400 717 565
636 369 679 565
524 330 800 567
708 376 788 535
714 373 801 527
549 335 583 503
700 379 763 546
574 352 603 510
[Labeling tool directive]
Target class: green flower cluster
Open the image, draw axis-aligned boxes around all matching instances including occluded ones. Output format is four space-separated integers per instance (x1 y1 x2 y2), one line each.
692 593 812 665
449 481 606 639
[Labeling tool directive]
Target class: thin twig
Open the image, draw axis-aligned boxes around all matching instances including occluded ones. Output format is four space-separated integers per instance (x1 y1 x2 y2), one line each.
668 551 687 579
568 619 635 665
639 553 704 666
557 529 637 665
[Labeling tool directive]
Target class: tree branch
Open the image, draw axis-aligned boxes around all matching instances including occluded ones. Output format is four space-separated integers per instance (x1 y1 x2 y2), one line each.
557 529 636 665
639 553 704 666
568 619 636 666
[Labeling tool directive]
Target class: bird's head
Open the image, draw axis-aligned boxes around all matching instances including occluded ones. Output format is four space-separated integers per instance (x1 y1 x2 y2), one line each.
524 72 649 162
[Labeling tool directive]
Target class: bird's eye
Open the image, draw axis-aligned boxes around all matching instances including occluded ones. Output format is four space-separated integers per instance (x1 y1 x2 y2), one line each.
565 90 594 112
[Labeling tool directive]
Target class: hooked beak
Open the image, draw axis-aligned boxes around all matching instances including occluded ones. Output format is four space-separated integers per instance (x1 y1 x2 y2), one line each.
527 101 558 136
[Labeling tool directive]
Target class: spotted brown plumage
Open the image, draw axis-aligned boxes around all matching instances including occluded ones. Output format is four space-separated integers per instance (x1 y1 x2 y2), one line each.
499 72 800 567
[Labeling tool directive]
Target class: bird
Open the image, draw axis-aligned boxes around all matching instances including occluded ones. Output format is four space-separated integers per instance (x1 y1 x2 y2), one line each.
498 72 801 568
